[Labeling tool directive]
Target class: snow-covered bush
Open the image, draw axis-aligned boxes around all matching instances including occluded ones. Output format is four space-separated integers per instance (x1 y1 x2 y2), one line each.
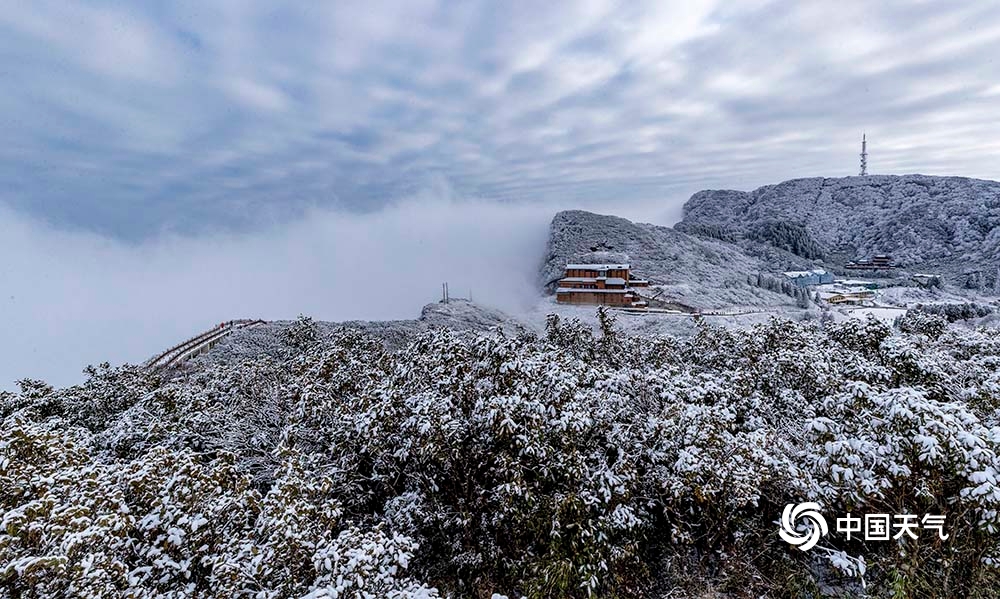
0 418 433 598
896 310 949 338
4 314 1000 597
286 314 321 350
912 302 995 322
323 326 653 596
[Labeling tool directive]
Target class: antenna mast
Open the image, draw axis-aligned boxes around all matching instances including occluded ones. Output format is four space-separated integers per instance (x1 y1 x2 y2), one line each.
859 133 868 176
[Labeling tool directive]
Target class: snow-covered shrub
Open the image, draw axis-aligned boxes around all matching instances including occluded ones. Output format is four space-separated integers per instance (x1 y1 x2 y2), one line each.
825 315 894 357
4 312 1000 597
323 328 654 597
287 314 321 350
0 417 432 598
800 382 1000 596
304 526 438 599
912 302 995 322
896 309 948 338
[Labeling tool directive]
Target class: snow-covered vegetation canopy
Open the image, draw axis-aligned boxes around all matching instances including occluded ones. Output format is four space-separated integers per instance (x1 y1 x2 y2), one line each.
3 310 1000 598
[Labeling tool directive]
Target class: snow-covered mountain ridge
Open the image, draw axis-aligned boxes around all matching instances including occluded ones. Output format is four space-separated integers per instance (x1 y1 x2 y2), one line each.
540 209 811 310
542 175 1000 311
676 174 1000 285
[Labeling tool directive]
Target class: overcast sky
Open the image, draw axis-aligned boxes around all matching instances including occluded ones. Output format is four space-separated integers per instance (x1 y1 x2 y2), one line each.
2 0 999 238
3 1 1000 388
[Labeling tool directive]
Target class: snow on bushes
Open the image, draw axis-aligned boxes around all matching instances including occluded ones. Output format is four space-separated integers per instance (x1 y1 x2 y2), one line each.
3 311 1000 597
0 417 433 598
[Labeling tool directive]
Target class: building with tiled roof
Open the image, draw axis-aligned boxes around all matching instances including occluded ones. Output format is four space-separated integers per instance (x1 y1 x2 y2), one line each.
555 263 649 307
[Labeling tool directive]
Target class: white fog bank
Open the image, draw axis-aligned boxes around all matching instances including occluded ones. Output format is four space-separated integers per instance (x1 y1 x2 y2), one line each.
0 196 671 390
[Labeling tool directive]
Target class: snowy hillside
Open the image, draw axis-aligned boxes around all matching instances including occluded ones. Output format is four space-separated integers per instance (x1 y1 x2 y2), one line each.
192 298 521 367
4 312 1000 597
540 210 815 310
677 175 1000 286
7 182 1000 598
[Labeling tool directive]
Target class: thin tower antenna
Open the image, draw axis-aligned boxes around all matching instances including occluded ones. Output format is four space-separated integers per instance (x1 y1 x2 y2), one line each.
859 133 868 176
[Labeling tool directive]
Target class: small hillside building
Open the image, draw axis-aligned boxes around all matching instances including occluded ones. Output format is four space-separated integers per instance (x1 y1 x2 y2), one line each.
783 269 834 287
826 290 876 304
846 255 897 270
556 263 649 306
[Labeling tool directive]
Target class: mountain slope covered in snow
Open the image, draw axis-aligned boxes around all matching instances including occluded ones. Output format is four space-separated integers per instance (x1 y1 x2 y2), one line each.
194 298 522 367
5 312 1000 597
677 174 1000 286
541 209 817 310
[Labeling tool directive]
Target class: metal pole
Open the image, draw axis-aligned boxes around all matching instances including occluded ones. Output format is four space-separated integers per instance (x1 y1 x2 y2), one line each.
859 133 868 176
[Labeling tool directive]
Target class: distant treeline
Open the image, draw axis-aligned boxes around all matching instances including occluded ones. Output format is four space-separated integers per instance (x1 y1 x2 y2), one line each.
680 220 825 260
746 221 825 259
676 222 739 243
747 272 812 307
912 302 994 322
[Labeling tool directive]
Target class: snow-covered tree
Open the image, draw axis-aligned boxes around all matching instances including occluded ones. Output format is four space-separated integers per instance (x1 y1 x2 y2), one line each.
4 314 1000 597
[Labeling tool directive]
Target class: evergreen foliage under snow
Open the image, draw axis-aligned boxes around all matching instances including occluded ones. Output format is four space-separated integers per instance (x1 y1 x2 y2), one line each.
3 312 1000 597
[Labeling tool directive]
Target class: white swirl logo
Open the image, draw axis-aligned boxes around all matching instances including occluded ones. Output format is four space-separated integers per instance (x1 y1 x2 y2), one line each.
779 502 828 551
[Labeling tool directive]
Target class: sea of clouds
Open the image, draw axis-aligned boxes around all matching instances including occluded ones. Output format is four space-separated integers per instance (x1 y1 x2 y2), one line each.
0 195 671 390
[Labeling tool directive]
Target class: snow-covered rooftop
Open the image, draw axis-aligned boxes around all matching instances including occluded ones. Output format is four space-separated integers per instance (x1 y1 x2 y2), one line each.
605 277 627 285
566 263 630 270
838 279 875 286
556 288 631 294
783 269 829 278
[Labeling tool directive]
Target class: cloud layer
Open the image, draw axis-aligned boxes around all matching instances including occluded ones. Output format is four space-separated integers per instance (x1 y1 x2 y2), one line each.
4 1 1000 388
0 195 612 390
2 1 1000 238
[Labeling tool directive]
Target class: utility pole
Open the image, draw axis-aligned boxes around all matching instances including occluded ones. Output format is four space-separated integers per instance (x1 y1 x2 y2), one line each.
859 133 868 176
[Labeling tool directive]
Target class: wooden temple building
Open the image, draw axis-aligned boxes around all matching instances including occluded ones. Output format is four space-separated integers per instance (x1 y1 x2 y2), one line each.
555 263 649 306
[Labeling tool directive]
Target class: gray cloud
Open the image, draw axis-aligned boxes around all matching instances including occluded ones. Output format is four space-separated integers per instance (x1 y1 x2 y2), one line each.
5 1 998 238
3 0 1000 386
